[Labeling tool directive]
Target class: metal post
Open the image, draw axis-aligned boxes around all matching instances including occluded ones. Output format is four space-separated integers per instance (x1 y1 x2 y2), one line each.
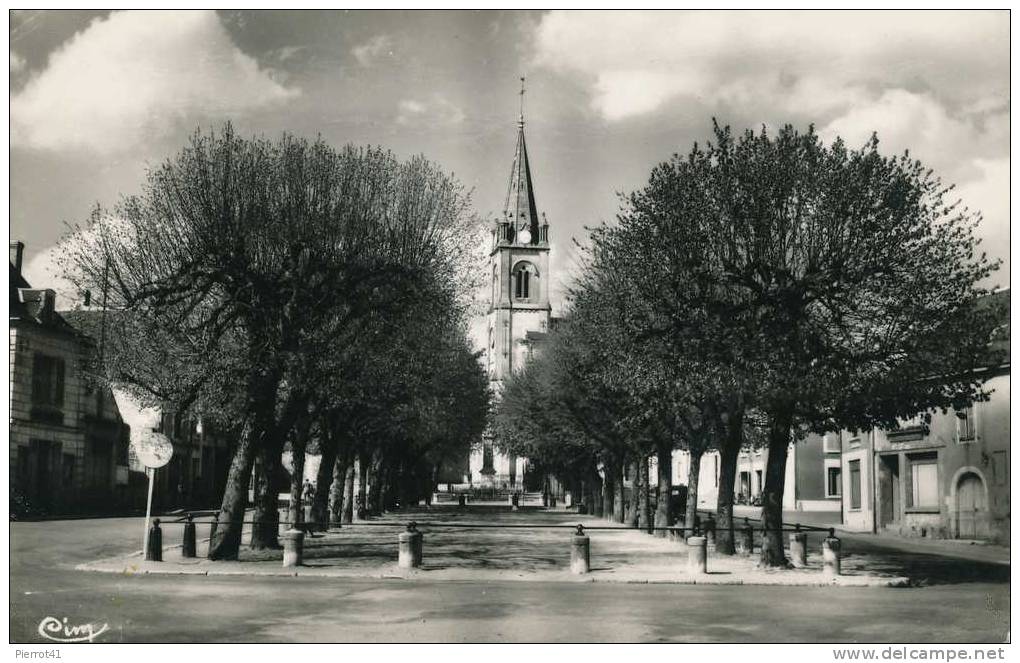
145 518 162 561
182 514 196 558
142 467 155 556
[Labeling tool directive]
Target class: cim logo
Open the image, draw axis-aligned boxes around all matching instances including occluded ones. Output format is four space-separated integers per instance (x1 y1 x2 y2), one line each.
37 616 109 643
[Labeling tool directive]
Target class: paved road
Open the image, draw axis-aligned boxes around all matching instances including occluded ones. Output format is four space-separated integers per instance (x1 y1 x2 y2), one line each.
10 513 1009 643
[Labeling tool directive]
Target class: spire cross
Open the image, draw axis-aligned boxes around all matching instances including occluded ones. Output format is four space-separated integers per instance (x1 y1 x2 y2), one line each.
519 76 526 125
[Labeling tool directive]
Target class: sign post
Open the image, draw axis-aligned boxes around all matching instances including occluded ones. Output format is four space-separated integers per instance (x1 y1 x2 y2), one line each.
131 430 173 556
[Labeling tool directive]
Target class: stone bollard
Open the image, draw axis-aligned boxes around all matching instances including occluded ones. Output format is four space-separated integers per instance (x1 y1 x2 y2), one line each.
398 522 423 569
181 514 197 558
571 524 590 574
687 535 707 575
822 530 842 577
145 519 163 562
282 528 304 567
736 518 754 556
790 527 808 568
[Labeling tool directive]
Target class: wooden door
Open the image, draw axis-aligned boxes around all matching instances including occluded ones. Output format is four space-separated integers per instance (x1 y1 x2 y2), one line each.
956 473 986 539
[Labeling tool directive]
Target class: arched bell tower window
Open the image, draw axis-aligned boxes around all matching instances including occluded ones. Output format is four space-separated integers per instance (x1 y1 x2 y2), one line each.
512 261 538 302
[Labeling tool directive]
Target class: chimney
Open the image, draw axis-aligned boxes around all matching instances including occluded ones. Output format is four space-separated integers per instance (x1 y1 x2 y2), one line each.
9 241 24 273
20 288 56 322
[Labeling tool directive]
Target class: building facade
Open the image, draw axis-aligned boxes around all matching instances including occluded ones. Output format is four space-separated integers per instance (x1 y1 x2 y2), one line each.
467 103 552 488
669 433 839 517
839 290 1010 542
9 242 132 516
839 370 1010 543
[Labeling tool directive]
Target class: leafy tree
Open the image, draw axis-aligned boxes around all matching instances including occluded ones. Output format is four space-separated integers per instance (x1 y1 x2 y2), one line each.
606 121 1000 565
63 125 482 559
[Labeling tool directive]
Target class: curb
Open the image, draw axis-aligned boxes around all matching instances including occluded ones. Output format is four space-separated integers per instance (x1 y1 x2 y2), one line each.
73 561 910 588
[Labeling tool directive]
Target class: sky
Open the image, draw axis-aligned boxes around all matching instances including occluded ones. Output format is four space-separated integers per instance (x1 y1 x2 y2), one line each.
10 9 1010 350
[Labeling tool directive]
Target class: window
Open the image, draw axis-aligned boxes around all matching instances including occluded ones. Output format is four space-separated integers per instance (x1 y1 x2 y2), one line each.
31 353 65 423
16 447 29 489
849 460 861 509
993 451 1008 486
823 433 841 453
512 262 538 302
956 405 976 442
515 269 529 299
910 458 939 509
63 453 75 485
826 466 842 498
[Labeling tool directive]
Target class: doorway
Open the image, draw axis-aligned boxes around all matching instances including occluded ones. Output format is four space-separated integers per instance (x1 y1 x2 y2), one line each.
878 455 900 529
955 472 987 539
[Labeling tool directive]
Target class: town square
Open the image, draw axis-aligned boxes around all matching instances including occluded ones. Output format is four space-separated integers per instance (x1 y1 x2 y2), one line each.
7 8 1012 654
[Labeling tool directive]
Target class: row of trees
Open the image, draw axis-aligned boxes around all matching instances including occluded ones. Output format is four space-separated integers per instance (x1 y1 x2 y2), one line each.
495 122 1002 566
64 125 489 559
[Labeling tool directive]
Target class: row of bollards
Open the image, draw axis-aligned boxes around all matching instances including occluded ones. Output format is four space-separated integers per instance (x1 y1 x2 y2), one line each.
152 516 842 578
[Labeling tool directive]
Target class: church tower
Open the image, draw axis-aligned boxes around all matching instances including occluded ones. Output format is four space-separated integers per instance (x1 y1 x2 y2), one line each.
471 80 552 487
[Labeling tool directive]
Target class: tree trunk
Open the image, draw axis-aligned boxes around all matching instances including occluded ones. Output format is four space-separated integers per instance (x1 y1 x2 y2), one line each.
341 461 355 524
626 458 640 527
311 436 338 531
601 467 614 520
614 462 625 523
715 405 745 556
208 423 256 560
249 394 303 549
328 450 347 526
654 442 672 537
249 440 283 549
367 455 384 516
638 455 651 533
685 445 704 535
759 408 793 568
589 468 603 517
287 416 311 527
356 452 368 520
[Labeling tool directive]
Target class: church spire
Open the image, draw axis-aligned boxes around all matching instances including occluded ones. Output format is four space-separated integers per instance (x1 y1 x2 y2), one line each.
503 77 544 245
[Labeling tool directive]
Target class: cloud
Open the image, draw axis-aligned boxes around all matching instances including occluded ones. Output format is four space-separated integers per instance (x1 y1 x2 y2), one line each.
396 95 465 126
531 10 1009 285
533 10 1007 123
352 34 393 67
819 89 1008 180
10 50 26 73
10 10 298 154
955 158 1010 287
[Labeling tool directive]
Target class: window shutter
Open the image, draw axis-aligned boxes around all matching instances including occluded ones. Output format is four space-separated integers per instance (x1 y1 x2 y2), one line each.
54 359 65 408
31 354 46 404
